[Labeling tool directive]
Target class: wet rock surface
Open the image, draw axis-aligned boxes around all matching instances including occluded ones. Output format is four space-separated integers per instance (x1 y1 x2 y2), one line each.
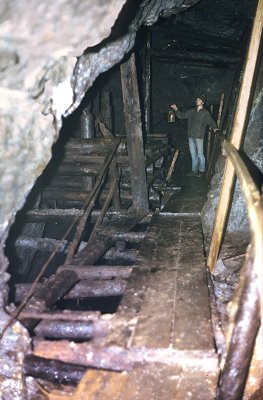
0 310 33 399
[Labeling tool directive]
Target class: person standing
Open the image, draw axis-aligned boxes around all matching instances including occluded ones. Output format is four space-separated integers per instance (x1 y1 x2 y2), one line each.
171 95 218 177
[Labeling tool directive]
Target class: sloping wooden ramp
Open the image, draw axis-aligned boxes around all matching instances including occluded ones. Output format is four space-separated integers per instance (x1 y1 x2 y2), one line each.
33 179 219 399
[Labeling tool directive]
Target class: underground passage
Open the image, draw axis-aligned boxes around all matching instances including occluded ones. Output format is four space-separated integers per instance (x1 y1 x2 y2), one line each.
0 0 262 399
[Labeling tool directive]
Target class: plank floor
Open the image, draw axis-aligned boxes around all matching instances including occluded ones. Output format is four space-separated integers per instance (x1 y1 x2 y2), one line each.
49 177 220 399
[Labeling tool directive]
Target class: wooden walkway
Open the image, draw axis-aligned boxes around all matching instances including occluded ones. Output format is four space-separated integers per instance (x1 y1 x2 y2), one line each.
38 178 219 399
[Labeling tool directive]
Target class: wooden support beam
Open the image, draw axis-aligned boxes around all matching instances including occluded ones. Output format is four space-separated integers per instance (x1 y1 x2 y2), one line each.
33 339 218 372
64 138 120 155
144 31 151 136
100 91 113 132
102 247 138 263
58 265 133 280
80 107 95 139
15 278 127 303
71 212 145 266
26 209 151 224
14 235 68 253
55 163 102 176
23 354 86 385
120 52 148 212
15 310 101 322
166 149 179 182
34 318 109 341
207 0 263 272
20 270 79 329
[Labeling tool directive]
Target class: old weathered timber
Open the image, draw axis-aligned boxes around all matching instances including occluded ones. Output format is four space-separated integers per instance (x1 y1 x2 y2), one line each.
100 91 113 132
144 30 151 136
26 209 151 224
70 212 145 265
34 319 109 341
64 138 121 155
55 163 102 176
80 107 95 139
23 354 86 385
87 177 118 246
57 265 133 280
20 270 79 329
102 247 138 263
15 310 101 322
33 339 218 373
15 278 127 302
14 235 68 253
120 52 148 212
218 245 261 400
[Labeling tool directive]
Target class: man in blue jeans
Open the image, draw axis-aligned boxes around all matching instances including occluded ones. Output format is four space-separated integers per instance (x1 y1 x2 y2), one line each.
171 95 219 177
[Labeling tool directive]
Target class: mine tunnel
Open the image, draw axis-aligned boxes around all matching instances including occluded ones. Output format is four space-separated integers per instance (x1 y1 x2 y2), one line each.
0 0 262 399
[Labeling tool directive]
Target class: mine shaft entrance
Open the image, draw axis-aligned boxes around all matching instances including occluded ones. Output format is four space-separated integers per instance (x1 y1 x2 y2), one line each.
3 1 261 398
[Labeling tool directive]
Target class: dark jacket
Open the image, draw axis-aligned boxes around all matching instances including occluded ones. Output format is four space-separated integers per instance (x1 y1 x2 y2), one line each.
175 107 217 139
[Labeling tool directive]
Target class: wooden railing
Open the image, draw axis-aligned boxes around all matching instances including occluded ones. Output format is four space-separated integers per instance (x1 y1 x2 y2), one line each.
207 1 263 397
213 140 262 399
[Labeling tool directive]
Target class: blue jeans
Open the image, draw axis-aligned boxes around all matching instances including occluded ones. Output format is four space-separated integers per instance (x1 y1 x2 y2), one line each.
188 138 205 173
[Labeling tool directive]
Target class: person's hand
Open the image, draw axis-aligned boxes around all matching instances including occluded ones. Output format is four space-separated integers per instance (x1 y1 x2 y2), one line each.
170 104 178 111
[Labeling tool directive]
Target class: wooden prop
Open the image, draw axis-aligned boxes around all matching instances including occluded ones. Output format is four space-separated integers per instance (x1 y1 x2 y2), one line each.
23 354 86 385
165 149 179 182
206 92 224 178
120 52 148 212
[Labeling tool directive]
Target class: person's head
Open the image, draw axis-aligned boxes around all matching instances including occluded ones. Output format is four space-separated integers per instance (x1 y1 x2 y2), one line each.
196 95 207 106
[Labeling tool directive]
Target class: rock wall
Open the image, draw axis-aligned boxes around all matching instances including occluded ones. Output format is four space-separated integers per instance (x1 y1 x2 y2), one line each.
201 54 263 273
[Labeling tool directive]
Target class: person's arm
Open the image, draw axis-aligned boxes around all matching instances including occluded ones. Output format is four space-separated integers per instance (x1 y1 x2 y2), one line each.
206 112 219 131
170 104 190 119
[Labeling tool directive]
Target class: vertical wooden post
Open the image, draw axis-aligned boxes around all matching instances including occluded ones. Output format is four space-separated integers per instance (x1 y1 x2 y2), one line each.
80 105 95 139
207 0 263 272
120 52 148 212
217 92 225 127
100 92 112 131
144 31 151 136
207 104 214 164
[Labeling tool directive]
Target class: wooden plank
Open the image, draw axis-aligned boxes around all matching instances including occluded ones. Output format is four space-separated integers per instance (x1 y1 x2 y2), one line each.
132 271 177 348
173 220 215 351
33 339 218 372
114 365 182 400
120 52 148 212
